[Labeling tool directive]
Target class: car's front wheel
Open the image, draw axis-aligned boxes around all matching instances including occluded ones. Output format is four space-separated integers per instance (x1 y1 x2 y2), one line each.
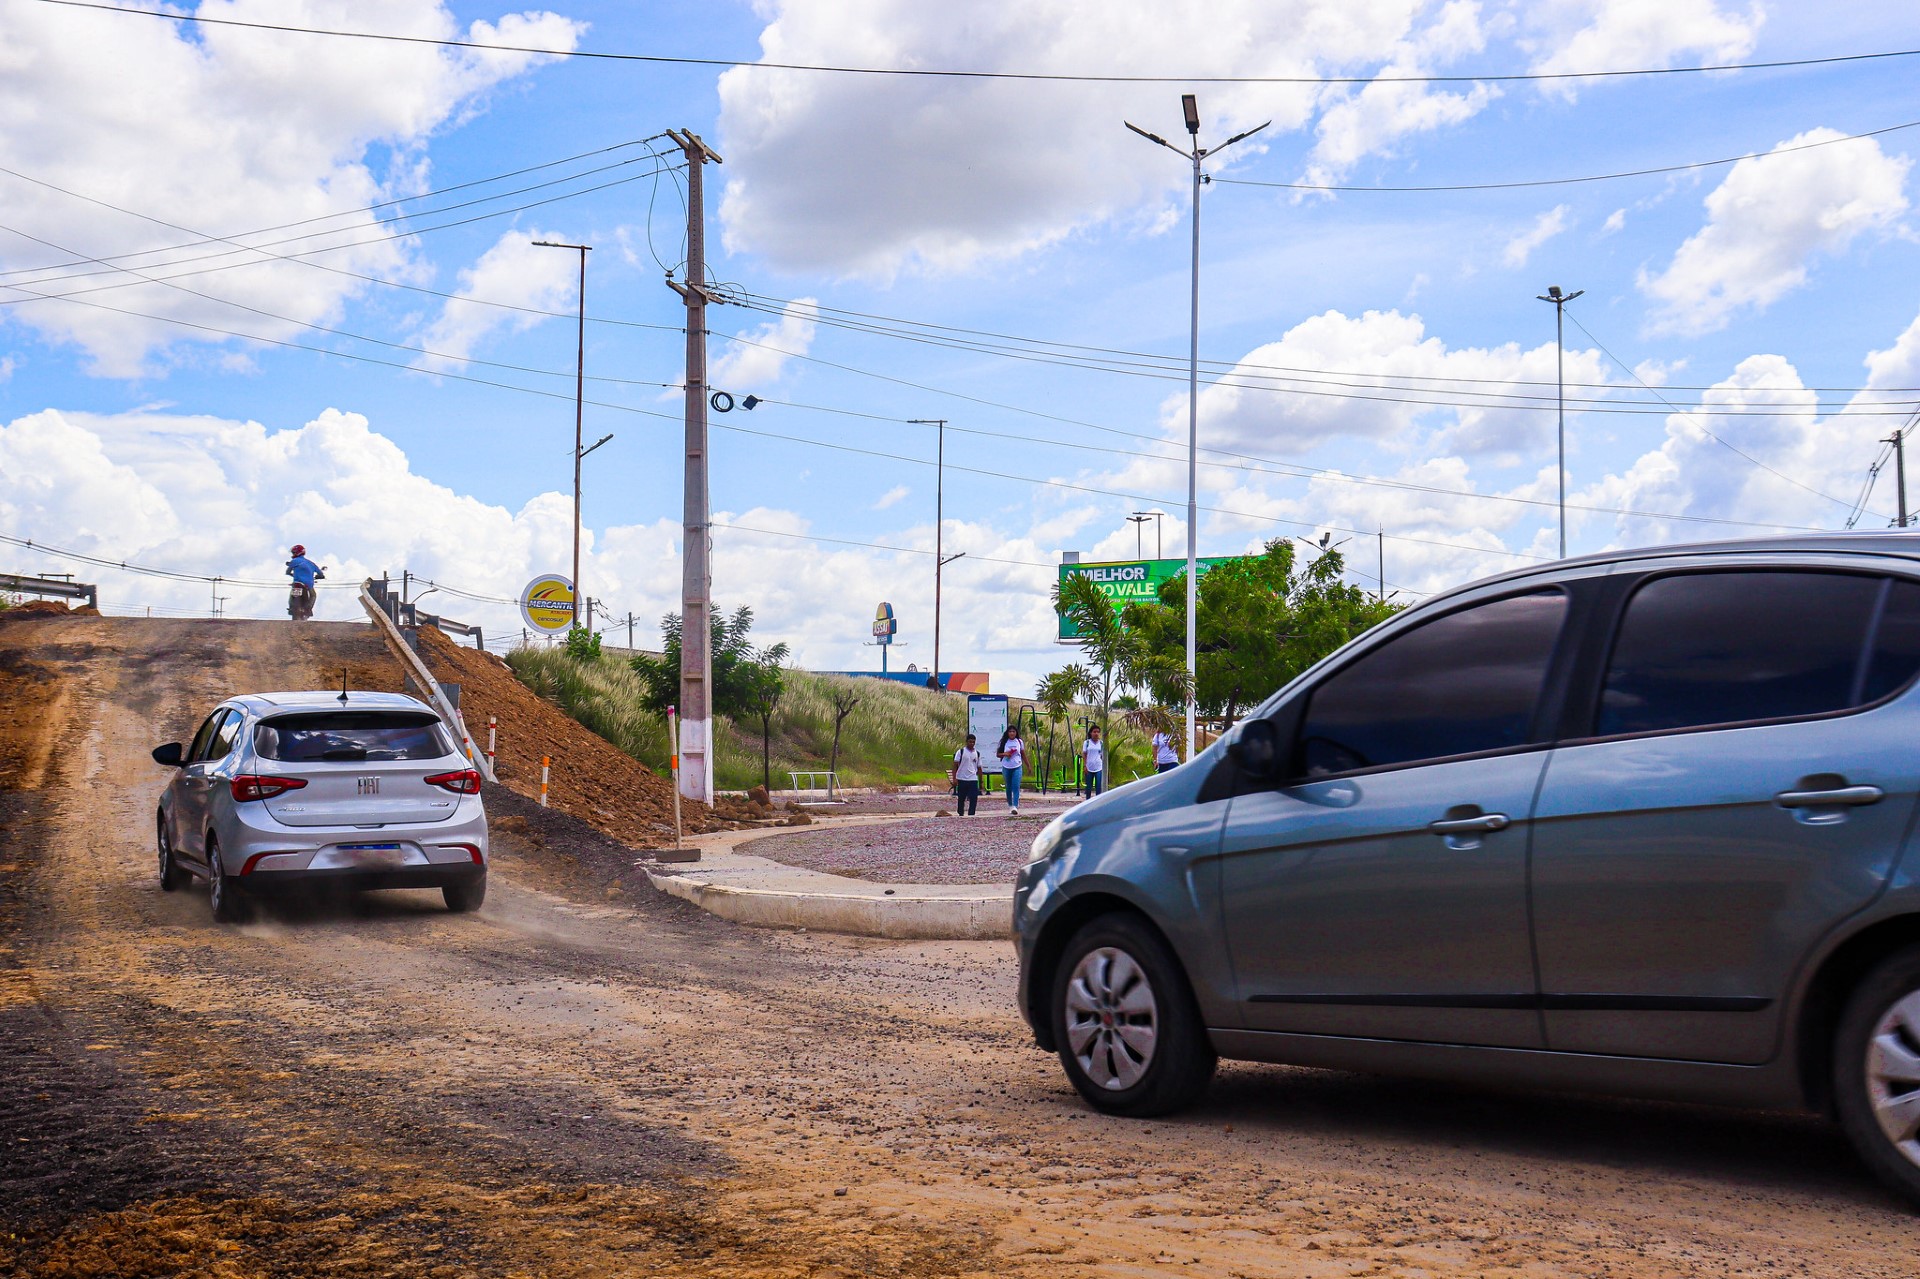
1050 912 1214 1117
156 814 187 892
443 875 486 914
207 840 251 924
1834 944 1920 1207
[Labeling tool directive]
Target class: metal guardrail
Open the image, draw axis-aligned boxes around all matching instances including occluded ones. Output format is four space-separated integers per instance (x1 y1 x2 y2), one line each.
1 572 97 610
364 576 484 649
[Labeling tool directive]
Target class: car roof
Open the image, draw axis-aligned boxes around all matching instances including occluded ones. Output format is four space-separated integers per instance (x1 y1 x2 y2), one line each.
223 691 436 715
1417 532 1920 610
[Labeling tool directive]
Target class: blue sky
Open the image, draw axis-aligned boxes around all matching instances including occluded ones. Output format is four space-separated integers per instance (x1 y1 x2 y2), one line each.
4 1 1920 693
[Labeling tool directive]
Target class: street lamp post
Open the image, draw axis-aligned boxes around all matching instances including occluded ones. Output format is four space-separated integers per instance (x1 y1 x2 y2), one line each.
534 239 592 625
1127 95 1269 757
1535 284 1583 559
909 418 954 689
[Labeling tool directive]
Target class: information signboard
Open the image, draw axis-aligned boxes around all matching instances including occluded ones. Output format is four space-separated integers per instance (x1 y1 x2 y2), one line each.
967 694 1008 755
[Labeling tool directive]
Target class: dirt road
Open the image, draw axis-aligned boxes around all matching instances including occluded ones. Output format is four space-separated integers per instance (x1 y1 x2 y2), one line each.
4 616 1918 1277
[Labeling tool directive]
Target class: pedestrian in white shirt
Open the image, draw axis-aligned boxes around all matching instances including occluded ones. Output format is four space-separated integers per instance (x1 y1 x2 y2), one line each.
949 733 983 816
997 724 1026 816
1152 728 1180 774
1081 725 1106 798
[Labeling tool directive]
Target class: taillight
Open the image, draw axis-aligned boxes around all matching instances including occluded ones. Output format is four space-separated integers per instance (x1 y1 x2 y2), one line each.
425 769 483 795
231 775 308 802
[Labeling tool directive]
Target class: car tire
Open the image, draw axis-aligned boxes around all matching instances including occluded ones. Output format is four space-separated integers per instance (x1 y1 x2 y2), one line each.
207 840 252 924
443 875 486 914
1834 943 1920 1208
1050 912 1215 1117
156 814 187 892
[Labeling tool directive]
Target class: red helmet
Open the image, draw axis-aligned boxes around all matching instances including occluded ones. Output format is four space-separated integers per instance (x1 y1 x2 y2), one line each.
290 544 305 556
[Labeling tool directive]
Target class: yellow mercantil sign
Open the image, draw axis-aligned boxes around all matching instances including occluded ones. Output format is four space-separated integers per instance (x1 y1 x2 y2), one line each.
520 574 577 633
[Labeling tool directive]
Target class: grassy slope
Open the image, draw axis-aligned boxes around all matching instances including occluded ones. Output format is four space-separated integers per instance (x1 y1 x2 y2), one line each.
505 648 1155 791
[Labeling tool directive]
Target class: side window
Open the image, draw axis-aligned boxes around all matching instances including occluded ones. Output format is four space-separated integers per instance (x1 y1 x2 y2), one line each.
1297 590 1568 777
186 711 225 763
1596 572 1885 737
199 711 241 762
1863 578 1920 704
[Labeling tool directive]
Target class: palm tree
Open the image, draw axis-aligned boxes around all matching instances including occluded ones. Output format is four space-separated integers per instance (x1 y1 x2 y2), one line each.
1051 575 1189 741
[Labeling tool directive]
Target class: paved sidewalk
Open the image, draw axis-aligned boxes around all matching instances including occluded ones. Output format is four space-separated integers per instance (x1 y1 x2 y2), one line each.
638 816 1014 940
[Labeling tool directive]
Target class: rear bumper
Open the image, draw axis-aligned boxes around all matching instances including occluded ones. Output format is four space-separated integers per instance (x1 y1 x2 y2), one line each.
236 864 484 894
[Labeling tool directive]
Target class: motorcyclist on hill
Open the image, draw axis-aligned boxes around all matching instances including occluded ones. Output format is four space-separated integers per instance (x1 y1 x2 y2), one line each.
285 545 325 621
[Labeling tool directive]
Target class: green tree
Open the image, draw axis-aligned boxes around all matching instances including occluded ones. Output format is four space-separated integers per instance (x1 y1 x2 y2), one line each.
1051 575 1190 740
1126 539 1400 724
741 659 786 791
630 605 787 719
564 626 602 661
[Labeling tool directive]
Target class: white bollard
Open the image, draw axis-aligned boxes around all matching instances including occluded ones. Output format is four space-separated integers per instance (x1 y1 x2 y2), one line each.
486 715 497 766
540 755 551 807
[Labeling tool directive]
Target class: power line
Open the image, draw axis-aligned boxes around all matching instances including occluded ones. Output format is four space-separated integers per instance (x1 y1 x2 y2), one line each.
1212 119 1920 192
36 1 1920 86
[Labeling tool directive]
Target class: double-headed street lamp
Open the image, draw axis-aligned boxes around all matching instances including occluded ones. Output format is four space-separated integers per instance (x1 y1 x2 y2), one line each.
1126 95 1269 756
1536 284 1583 559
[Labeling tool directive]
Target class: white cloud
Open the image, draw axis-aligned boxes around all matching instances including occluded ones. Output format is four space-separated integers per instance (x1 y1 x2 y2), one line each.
1602 208 1627 235
1639 129 1910 336
717 0 1489 277
416 229 580 370
710 297 820 390
872 485 911 510
1174 308 1612 461
1502 204 1572 268
1525 0 1761 93
0 1 583 375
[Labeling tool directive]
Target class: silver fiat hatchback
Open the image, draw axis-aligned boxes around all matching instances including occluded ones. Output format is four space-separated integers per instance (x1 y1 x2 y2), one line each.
153 691 489 921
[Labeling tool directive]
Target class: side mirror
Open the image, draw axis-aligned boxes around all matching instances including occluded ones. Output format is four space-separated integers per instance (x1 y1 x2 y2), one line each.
1226 719 1280 781
151 742 185 767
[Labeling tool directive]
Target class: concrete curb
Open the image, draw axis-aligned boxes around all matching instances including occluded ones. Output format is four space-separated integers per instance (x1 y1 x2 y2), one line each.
640 819 1013 940
643 871 1013 940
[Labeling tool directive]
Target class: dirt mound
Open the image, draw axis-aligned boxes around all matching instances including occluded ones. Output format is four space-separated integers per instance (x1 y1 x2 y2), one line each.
413 627 719 843
5 599 99 617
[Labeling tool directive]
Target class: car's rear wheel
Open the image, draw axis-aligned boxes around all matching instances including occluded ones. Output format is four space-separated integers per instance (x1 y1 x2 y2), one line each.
1834 944 1920 1207
207 840 252 924
443 875 486 914
1050 912 1214 1117
156 814 187 892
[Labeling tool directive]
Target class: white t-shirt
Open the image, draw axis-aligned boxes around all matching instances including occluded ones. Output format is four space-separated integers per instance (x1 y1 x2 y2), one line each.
952 747 983 781
1152 731 1178 766
1082 737 1105 773
999 737 1026 769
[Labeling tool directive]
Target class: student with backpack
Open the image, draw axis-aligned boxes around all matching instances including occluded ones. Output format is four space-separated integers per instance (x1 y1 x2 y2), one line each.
949 733 984 816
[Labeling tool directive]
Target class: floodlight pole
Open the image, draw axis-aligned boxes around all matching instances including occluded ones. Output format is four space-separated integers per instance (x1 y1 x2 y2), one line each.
1127 96 1268 757
911 419 951 689
1536 285 1583 559
533 239 592 622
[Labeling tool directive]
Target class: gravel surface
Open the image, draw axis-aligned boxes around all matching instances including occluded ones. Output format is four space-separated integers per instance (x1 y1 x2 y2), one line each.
749 813 1063 884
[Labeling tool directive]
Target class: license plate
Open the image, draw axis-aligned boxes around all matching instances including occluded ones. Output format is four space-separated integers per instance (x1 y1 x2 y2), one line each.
339 843 401 852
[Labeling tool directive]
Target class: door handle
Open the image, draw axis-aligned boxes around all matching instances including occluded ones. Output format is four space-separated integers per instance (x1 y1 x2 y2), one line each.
1774 785 1884 808
1429 813 1511 836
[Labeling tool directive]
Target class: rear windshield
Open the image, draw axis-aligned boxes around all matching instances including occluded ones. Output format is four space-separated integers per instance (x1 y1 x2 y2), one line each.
254 713 454 763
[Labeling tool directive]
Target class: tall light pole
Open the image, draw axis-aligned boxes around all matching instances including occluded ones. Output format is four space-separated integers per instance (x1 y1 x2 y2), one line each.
1536 284 1583 559
1127 95 1269 755
533 239 592 624
910 418 952 689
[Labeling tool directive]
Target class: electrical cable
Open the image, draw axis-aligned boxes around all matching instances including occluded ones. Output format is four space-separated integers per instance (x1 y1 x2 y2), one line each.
1212 119 1920 192
36 1 1920 86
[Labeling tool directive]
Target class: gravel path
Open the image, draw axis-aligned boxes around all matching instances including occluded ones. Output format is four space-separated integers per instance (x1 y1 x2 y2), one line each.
750 812 1064 883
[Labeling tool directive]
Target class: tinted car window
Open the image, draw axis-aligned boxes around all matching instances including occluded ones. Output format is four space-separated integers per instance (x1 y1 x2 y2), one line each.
1597 571 1884 737
186 711 224 762
254 713 454 763
206 710 242 760
1298 590 1567 776
1863 578 1920 704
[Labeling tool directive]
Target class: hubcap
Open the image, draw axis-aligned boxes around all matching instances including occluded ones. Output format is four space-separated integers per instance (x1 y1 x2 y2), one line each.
1064 946 1159 1091
1867 989 1920 1167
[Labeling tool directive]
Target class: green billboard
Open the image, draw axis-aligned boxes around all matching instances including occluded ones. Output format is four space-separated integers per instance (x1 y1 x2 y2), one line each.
1057 557 1237 640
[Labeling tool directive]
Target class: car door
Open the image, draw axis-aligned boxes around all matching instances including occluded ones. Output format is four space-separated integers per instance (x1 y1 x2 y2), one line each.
1531 566 1920 1065
169 709 228 864
1219 586 1571 1049
177 708 240 863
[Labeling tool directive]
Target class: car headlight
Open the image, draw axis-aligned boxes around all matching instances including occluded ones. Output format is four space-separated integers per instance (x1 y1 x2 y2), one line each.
1028 817 1069 864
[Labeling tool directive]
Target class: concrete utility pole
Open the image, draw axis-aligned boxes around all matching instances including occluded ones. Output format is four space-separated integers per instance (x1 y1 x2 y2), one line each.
533 239 592 622
1887 429 1911 528
1127 95 1269 757
666 128 723 805
1536 284 1583 559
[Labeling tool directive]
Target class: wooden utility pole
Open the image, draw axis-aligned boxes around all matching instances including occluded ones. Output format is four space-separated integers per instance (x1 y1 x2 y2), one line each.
667 129 723 805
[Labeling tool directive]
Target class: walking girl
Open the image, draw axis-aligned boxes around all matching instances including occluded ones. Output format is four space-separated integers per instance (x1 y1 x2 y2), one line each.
1081 724 1106 798
949 733 984 816
997 723 1026 817
1152 726 1180 774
